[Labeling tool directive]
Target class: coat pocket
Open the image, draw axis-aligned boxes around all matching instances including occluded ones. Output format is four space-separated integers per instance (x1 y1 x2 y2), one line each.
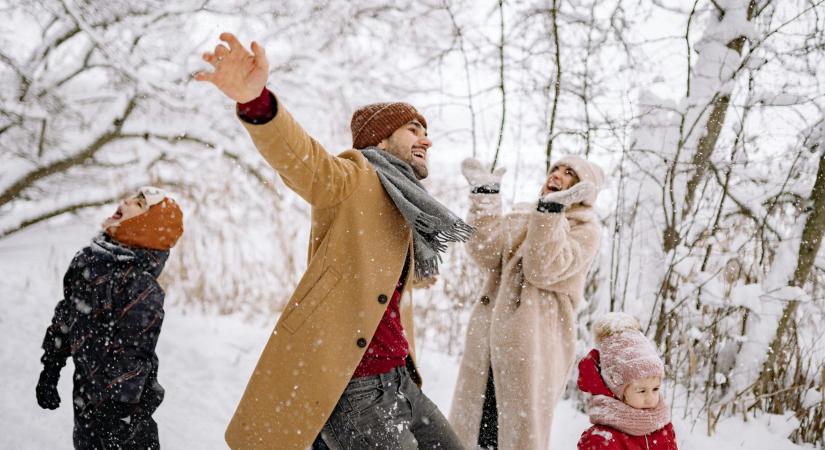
281 267 341 334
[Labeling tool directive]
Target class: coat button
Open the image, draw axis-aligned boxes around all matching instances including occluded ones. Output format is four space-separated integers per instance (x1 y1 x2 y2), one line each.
357 338 367 348
377 294 388 304
480 295 490 305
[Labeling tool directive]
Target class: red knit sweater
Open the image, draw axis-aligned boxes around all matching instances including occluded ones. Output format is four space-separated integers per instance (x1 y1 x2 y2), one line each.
351 275 409 377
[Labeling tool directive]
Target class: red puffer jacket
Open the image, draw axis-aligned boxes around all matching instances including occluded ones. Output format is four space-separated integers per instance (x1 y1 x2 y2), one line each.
577 349 679 450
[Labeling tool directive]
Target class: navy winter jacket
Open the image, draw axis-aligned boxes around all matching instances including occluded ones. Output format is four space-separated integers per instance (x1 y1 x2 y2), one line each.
41 234 168 416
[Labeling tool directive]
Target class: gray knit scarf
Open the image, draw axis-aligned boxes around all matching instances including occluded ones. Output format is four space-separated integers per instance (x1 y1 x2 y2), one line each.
359 148 474 279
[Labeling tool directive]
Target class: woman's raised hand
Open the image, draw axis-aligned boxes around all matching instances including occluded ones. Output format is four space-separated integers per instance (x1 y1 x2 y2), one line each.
461 158 506 189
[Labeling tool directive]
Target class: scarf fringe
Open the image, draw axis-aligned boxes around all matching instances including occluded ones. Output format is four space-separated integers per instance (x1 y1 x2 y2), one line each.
414 258 440 279
414 215 475 246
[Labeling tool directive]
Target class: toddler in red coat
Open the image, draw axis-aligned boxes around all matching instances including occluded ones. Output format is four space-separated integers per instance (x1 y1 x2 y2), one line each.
577 312 678 450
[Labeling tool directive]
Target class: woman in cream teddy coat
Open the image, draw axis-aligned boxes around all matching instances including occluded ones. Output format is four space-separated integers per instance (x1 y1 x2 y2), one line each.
449 155 604 450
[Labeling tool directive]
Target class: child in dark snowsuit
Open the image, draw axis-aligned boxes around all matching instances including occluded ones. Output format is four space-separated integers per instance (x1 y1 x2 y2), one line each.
577 312 679 450
36 186 183 450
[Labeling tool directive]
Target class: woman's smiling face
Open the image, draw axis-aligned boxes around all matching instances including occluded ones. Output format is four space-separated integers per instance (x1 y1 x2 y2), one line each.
541 164 580 195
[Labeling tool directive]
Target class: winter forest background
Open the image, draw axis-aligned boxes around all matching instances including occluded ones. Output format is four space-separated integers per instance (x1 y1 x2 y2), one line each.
2 0 824 448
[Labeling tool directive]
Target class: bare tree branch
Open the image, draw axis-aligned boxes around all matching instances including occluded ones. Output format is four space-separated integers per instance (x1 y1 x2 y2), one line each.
0 97 137 209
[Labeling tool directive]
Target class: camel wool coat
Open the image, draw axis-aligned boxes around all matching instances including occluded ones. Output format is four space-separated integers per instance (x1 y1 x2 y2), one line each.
224 100 420 450
449 193 601 450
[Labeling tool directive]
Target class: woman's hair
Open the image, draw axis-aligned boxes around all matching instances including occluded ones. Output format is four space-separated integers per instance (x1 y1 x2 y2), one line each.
592 312 641 345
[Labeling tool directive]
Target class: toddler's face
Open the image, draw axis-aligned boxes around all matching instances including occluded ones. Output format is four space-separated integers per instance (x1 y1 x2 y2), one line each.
623 376 661 409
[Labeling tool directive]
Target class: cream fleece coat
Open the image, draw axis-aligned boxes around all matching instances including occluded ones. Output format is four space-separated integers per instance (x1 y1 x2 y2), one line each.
449 193 601 450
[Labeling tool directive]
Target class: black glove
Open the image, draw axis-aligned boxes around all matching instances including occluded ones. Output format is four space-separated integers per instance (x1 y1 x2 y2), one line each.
536 199 565 213
36 368 61 410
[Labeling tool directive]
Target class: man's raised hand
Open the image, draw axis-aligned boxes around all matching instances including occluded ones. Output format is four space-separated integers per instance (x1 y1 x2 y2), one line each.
195 32 269 103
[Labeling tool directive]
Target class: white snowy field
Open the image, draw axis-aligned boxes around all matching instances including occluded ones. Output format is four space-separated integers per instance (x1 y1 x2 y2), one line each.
0 220 813 449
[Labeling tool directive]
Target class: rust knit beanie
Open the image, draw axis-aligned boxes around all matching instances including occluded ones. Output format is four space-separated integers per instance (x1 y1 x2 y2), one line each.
351 102 427 149
107 189 184 251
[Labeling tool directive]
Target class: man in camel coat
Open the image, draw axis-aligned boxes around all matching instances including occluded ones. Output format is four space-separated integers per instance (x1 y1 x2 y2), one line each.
195 33 469 450
449 155 604 449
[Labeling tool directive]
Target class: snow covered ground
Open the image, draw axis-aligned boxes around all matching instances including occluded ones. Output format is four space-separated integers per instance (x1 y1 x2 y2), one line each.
0 221 812 449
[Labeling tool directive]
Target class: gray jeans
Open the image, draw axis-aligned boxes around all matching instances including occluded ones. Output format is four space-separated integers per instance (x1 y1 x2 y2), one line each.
319 365 464 450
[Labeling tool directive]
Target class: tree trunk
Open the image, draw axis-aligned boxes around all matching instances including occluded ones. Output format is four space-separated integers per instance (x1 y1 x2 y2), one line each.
679 0 756 224
490 0 507 171
757 147 825 406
